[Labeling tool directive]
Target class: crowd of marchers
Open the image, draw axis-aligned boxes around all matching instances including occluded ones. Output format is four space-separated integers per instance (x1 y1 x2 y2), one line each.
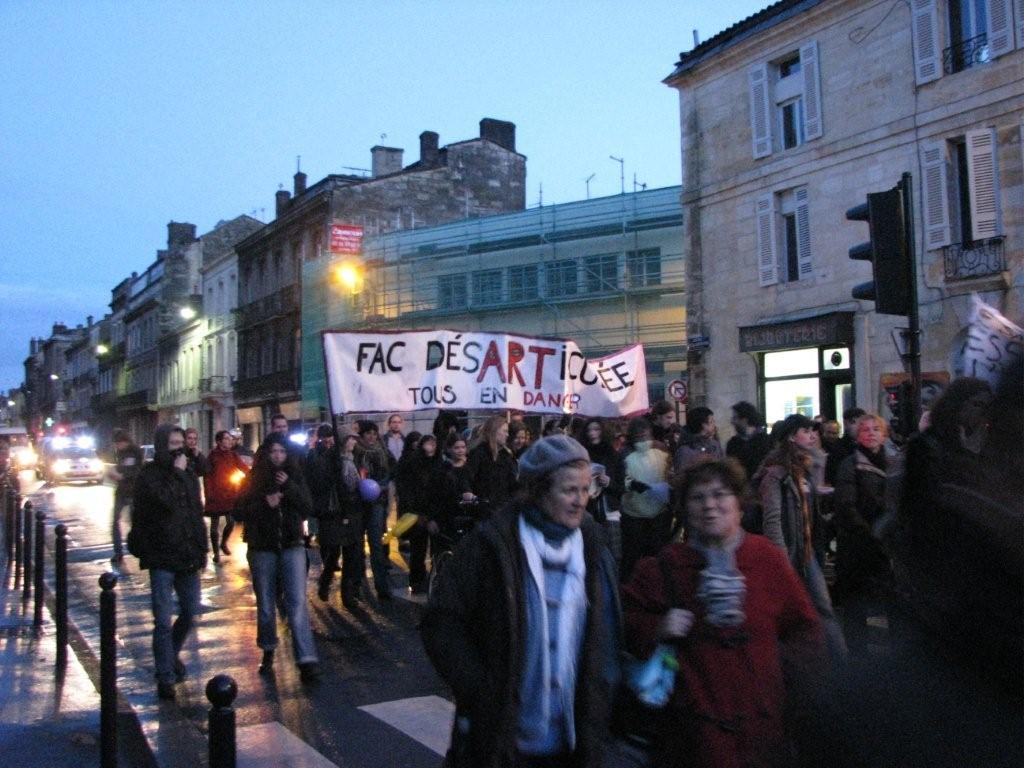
65 360 1021 766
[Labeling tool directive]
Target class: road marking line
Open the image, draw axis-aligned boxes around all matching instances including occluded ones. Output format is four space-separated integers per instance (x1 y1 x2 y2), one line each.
358 695 454 756
236 722 339 768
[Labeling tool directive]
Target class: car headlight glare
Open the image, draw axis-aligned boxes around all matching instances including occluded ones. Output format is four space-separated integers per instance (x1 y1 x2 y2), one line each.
53 459 71 474
90 459 104 473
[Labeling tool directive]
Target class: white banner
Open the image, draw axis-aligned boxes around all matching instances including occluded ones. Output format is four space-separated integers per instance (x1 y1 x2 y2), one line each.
958 295 1023 388
322 330 649 417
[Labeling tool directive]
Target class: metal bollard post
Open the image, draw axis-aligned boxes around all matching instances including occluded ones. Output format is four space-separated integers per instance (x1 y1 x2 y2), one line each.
22 500 33 600
55 524 68 671
4 488 13 562
33 508 45 632
206 674 239 768
99 572 118 768
13 494 23 588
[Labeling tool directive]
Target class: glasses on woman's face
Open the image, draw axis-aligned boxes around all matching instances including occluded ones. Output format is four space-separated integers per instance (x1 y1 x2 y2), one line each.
686 488 736 506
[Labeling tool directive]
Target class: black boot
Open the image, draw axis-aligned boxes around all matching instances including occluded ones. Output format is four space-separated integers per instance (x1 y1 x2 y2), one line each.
259 650 274 674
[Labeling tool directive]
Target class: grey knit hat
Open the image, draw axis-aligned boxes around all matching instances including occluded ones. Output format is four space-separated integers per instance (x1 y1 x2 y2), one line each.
518 434 590 482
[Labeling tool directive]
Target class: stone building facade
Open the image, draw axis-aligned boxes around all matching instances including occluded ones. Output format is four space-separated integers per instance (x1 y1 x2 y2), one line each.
665 0 1022 431
234 118 527 447
302 186 685 436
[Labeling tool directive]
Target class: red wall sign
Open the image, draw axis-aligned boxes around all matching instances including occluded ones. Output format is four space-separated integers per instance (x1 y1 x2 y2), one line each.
330 224 364 255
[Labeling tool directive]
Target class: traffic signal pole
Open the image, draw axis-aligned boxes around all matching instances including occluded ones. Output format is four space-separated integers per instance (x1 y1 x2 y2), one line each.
901 172 922 433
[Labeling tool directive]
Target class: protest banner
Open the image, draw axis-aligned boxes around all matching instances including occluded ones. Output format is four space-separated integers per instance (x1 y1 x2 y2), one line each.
322 329 649 417
957 295 1023 389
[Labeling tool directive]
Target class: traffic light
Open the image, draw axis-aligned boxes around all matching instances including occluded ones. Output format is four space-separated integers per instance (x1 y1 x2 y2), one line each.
846 185 912 316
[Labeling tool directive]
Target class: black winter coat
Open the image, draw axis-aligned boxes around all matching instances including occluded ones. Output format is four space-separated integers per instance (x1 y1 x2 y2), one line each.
234 470 313 552
131 462 208 572
465 444 518 512
834 447 891 593
421 502 621 768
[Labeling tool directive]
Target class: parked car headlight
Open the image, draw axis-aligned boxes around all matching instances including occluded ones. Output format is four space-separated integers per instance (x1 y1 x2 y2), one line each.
52 459 71 474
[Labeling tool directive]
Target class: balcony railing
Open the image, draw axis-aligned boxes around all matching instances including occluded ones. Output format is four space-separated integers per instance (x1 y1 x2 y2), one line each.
943 238 1005 280
943 33 989 75
235 285 298 329
234 369 299 401
199 375 231 394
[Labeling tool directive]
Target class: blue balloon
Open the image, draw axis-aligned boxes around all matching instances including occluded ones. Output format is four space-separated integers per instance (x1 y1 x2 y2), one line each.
648 481 671 507
358 478 382 502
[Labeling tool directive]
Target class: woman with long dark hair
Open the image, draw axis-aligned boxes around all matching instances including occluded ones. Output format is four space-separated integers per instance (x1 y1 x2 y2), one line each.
394 433 440 593
234 433 320 681
579 417 624 525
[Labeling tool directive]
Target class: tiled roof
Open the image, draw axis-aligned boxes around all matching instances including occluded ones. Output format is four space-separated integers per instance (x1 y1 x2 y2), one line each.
664 0 824 83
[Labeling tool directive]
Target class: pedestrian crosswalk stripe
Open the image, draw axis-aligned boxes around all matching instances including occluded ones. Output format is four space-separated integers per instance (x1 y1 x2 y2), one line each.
236 722 340 768
358 695 455 756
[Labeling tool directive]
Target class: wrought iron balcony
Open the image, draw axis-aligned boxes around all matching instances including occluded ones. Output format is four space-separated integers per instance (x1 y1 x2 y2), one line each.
943 33 990 75
943 238 1005 280
199 375 231 394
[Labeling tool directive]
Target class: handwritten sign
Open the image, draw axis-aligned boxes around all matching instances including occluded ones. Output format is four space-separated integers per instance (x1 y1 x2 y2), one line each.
322 330 649 417
958 295 1023 388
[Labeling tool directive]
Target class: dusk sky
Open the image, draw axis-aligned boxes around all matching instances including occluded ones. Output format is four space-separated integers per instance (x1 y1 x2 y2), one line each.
0 0 766 392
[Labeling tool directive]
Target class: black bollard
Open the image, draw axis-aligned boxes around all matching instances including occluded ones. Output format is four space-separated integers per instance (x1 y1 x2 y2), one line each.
4 487 13 562
99 572 118 768
206 674 239 768
22 500 33 600
55 524 68 670
13 494 23 589
33 508 45 631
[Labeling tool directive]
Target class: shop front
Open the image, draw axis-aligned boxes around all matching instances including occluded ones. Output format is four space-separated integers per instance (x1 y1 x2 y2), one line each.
739 312 855 425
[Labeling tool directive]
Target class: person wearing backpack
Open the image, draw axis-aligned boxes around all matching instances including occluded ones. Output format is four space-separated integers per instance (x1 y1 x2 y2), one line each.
753 414 847 662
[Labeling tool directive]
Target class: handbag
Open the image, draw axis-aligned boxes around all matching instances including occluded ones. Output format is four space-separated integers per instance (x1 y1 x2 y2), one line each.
612 553 680 759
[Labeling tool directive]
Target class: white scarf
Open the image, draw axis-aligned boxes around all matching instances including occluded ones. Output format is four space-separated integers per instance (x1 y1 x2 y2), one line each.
518 516 587 744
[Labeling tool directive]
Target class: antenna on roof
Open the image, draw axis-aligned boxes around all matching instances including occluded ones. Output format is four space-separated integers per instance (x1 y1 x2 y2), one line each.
538 182 543 207
633 173 647 193
693 29 700 48
585 173 595 200
296 155 301 173
609 156 625 195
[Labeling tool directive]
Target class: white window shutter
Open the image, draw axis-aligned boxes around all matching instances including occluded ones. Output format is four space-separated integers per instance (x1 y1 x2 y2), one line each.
748 64 773 159
921 142 952 250
911 0 942 85
986 0 1015 57
756 193 778 286
795 187 813 277
965 128 1002 241
1016 0 1024 49
800 41 823 140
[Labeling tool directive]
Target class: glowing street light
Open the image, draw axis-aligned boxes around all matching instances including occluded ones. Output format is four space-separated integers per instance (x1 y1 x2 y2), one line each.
333 262 364 295
96 343 110 355
179 306 197 320
49 373 60 381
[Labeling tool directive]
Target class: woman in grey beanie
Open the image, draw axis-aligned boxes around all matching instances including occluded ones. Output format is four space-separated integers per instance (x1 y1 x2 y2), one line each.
422 434 621 767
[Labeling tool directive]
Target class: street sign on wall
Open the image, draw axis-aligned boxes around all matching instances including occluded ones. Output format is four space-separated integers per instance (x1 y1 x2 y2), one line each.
666 378 688 404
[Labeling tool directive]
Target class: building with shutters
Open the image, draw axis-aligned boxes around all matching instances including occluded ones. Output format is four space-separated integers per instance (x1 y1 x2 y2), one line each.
664 0 1022 431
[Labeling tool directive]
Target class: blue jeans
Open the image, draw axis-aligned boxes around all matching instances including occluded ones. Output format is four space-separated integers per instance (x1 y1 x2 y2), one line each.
149 568 201 685
363 499 391 593
248 547 318 664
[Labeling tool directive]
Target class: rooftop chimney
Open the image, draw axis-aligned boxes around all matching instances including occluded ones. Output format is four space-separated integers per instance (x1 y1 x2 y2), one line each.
479 118 516 152
419 131 440 167
275 188 291 218
294 170 307 196
87 315 94 326
167 221 197 246
371 146 404 178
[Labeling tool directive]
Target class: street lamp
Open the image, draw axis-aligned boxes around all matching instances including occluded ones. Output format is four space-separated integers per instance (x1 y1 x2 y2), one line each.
179 306 197 320
49 373 59 381
96 343 109 355
333 262 364 295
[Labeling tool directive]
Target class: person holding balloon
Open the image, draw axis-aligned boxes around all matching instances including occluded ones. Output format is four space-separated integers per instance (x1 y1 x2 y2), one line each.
354 420 394 602
233 432 320 681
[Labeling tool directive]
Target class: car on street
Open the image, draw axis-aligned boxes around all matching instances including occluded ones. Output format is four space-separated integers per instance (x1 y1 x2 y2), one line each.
41 442 106 485
0 427 37 471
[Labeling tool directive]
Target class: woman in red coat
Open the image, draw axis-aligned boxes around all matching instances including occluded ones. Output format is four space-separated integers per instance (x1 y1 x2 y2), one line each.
623 458 828 768
204 430 249 563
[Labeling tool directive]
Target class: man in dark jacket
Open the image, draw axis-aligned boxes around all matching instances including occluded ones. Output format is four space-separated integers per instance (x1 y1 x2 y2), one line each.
354 420 394 601
421 435 621 767
131 424 208 700
109 428 143 564
184 427 211 478
726 401 773 480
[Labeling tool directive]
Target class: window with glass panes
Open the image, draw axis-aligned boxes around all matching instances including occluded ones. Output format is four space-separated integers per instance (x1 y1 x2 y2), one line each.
438 274 467 309
627 248 662 288
508 265 539 302
585 254 619 293
545 259 578 297
472 269 503 306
